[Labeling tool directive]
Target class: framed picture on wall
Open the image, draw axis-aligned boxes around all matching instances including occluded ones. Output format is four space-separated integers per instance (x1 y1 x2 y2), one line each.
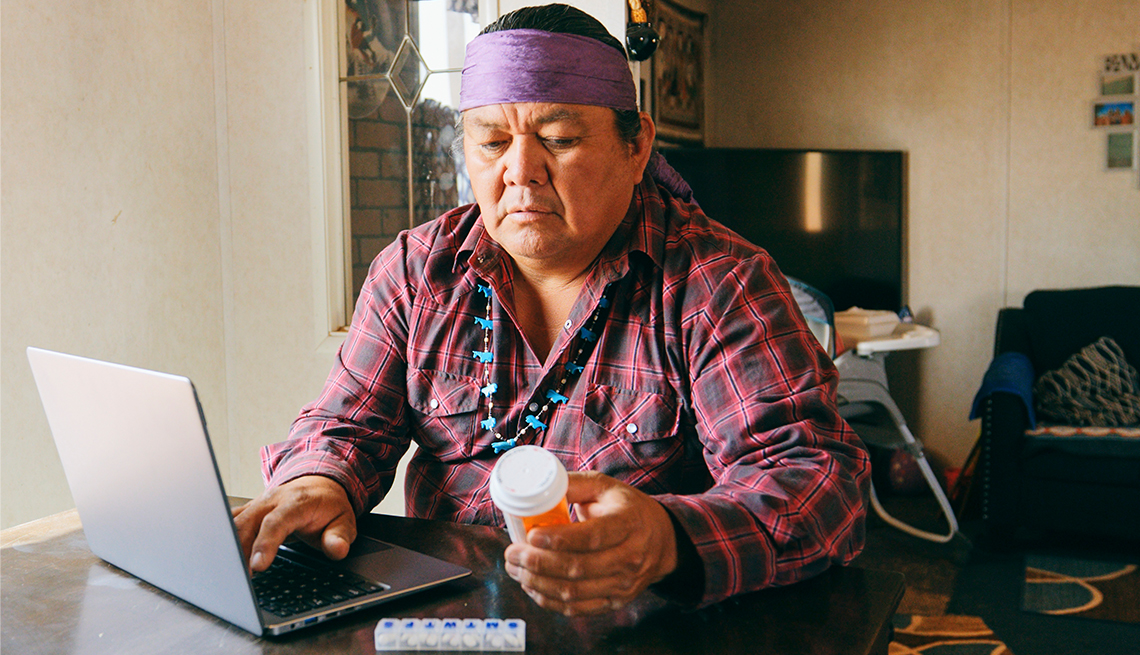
1091 98 1136 128
1105 131 1134 171
652 0 706 144
1099 72 1136 96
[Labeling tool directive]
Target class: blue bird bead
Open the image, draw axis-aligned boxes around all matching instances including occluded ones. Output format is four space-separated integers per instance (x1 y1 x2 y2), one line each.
492 437 518 454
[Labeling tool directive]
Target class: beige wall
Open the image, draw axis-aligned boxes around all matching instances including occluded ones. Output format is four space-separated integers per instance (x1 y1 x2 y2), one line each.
216 0 342 507
2 1 230 528
1006 2 1140 298
3 0 1137 529
707 0 1139 469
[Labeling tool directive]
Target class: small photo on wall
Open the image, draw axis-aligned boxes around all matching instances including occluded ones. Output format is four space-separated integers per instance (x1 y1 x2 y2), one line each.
1100 72 1136 96
1106 131 1134 170
1092 99 1135 127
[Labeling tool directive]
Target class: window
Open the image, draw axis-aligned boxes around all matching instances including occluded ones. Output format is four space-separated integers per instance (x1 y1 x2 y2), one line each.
342 1 481 312
308 0 485 345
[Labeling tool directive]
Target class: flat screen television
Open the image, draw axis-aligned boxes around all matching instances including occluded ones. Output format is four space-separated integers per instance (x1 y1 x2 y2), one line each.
659 148 907 312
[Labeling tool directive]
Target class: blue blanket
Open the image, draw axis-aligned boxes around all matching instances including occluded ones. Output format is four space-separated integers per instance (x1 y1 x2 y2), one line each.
969 352 1036 427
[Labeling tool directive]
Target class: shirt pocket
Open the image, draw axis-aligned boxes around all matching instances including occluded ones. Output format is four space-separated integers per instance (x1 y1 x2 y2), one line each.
407 368 482 460
580 384 685 491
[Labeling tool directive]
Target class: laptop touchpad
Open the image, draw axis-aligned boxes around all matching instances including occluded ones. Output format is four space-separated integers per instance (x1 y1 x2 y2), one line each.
280 536 391 562
347 535 393 557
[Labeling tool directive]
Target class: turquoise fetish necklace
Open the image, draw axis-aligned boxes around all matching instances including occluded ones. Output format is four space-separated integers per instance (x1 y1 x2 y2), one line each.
473 282 616 454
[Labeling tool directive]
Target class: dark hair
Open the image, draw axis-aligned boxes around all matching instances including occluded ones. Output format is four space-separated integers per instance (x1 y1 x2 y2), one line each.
480 4 626 56
472 4 642 146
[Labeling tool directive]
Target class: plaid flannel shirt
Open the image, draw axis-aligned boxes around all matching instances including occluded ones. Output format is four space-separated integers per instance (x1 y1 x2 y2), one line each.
263 172 869 607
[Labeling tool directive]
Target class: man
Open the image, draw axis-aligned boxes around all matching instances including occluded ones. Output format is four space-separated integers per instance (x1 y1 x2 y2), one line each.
235 3 869 616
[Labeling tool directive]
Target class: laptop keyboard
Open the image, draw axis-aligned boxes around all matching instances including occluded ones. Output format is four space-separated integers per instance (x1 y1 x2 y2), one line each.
252 554 387 618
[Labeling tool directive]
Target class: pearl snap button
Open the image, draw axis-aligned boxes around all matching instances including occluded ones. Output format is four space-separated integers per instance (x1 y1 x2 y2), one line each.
564 320 572 330
429 399 439 410
626 424 638 434
528 403 539 412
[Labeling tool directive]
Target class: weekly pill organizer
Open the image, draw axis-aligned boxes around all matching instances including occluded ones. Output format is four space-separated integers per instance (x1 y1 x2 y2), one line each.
375 617 526 651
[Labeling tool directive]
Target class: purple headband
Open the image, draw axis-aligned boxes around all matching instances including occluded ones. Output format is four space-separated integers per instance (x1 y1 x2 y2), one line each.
458 29 698 205
459 29 637 111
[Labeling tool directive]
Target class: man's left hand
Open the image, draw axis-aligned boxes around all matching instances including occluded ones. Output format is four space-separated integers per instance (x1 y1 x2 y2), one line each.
504 470 679 616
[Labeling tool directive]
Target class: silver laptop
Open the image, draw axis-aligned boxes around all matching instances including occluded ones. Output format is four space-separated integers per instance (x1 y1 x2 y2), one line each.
26 347 471 636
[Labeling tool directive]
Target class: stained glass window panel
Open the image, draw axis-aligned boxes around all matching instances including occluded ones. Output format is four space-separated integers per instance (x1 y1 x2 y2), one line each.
342 0 480 304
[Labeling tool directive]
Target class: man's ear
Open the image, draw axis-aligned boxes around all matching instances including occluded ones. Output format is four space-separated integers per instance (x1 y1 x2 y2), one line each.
632 111 656 175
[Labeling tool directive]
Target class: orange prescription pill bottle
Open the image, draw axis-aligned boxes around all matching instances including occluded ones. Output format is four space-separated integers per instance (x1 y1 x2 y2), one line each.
489 445 571 544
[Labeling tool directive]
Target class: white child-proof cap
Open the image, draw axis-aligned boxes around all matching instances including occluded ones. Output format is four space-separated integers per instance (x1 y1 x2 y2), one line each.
489 445 569 518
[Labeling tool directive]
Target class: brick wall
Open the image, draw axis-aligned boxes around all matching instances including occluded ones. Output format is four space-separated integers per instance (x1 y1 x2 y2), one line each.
348 89 463 302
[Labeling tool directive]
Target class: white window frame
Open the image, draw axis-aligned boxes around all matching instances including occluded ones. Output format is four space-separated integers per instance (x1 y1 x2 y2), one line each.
306 0 353 352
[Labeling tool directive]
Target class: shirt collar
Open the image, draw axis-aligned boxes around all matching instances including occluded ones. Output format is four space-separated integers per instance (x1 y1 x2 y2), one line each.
601 169 667 275
455 209 505 278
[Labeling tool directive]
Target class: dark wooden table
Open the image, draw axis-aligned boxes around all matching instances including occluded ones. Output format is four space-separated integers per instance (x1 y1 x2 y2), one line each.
2 508 903 654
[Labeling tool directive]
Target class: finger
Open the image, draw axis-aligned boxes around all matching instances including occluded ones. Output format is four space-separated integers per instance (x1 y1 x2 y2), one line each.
506 532 643 582
520 583 624 616
232 500 272 566
504 541 654 611
248 504 296 572
506 557 639 604
563 470 611 506
526 513 631 553
319 511 357 560
239 477 356 572
508 472 679 614
251 497 351 570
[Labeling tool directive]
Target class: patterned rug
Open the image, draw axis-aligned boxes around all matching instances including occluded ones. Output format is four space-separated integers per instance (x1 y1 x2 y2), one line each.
1022 554 1140 624
890 614 1013 654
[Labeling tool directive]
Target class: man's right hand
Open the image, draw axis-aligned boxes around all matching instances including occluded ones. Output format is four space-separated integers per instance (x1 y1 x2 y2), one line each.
232 475 357 573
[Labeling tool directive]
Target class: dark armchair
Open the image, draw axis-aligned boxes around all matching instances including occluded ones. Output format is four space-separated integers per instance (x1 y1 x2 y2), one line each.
975 286 1140 543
